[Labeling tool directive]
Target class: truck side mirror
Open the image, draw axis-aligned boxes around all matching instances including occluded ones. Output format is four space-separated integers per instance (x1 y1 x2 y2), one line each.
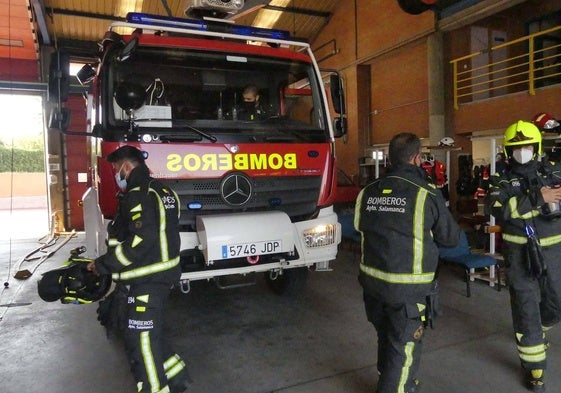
48 50 70 103
118 36 139 62
76 64 97 85
330 74 345 115
333 117 347 138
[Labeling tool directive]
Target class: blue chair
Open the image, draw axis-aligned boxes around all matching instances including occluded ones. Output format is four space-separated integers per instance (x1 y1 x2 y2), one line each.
439 231 500 297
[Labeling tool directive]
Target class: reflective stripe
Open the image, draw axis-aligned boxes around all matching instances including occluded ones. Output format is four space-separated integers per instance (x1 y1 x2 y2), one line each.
132 235 143 248
62 296 92 304
115 243 134 267
502 233 528 245
140 331 161 392
518 343 546 363
413 189 427 274
492 200 503 208
516 333 547 363
540 234 561 246
360 263 435 284
137 294 149 303
398 342 415 393
164 354 186 380
108 238 121 247
149 188 170 262
113 257 180 281
509 197 539 219
503 233 561 247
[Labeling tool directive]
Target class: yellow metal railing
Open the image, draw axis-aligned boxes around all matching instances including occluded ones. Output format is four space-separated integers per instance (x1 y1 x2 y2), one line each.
450 25 561 109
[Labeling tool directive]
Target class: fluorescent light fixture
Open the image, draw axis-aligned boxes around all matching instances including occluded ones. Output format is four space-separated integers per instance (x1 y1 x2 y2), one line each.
117 0 144 18
253 0 291 29
0 38 24 47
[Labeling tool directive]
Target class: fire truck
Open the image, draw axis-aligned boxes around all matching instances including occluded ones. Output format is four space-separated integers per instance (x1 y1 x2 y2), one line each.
48 1 347 295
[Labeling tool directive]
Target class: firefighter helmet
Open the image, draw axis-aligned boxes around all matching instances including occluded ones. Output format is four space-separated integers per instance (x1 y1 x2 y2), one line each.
438 137 455 147
503 120 542 158
38 260 111 304
532 113 560 131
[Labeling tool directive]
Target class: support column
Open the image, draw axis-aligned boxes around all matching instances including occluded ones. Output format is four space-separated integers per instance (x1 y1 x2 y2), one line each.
427 31 445 148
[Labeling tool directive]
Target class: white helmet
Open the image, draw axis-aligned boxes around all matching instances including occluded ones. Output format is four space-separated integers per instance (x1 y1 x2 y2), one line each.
439 137 455 147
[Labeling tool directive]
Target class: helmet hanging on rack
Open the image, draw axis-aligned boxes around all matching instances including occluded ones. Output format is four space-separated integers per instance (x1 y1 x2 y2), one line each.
438 137 455 147
532 113 561 132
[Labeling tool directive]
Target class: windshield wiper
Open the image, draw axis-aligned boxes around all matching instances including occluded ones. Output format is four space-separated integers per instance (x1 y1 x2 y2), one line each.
135 119 217 142
178 123 217 142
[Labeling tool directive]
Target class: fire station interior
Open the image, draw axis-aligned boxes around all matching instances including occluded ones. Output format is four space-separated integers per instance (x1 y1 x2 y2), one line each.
2 0 561 392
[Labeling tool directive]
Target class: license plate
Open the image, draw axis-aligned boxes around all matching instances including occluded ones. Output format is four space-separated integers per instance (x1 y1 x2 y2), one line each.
222 240 282 259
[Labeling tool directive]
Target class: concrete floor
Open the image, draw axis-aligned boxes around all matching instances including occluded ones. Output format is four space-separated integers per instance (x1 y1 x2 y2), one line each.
1 230 561 393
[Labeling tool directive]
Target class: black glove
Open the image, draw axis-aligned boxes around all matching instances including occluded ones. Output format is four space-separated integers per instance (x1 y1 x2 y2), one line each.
96 283 128 339
526 235 546 278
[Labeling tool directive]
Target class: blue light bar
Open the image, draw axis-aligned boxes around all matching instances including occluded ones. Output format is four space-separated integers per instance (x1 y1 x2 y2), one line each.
125 12 290 41
127 12 207 31
229 25 291 40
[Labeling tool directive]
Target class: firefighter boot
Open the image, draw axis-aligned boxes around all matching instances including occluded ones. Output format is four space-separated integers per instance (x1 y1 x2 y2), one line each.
376 379 421 393
526 369 545 392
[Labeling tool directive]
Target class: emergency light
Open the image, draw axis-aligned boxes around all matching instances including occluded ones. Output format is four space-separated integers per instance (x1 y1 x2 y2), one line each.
126 12 291 41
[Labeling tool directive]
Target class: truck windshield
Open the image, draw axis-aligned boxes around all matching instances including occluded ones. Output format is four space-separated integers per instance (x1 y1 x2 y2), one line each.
107 45 329 143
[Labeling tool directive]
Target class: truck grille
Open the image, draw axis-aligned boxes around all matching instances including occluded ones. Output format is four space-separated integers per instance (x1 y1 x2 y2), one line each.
162 175 322 229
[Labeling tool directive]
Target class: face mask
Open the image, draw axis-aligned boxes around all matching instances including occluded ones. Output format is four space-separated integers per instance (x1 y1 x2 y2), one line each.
242 101 256 111
114 164 128 190
512 148 534 165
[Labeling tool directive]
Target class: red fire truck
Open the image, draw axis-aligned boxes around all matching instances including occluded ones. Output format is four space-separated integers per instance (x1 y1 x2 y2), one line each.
49 4 347 295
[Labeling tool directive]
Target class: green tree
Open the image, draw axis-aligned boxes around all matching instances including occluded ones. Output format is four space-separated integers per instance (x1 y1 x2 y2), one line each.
0 144 45 172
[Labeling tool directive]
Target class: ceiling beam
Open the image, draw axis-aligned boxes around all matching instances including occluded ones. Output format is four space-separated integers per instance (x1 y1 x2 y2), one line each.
263 5 331 19
31 0 51 45
438 0 527 31
47 8 125 22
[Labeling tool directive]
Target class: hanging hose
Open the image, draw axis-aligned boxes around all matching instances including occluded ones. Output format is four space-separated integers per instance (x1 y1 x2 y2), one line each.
3 132 16 290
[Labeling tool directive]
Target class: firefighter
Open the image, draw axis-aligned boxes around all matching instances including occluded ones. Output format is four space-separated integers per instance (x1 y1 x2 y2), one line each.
486 120 561 392
355 132 461 393
238 84 268 120
88 146 188 393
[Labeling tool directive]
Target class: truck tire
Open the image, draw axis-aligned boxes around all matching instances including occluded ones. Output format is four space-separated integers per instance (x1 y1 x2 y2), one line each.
265 267 308 296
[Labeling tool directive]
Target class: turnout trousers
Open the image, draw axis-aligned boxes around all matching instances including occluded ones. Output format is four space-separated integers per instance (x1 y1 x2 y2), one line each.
125 283 187 393
364 293 425 393
504 243 561 370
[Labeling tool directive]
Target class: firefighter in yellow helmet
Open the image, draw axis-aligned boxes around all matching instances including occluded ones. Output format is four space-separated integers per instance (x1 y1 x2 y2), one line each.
486 120 561 392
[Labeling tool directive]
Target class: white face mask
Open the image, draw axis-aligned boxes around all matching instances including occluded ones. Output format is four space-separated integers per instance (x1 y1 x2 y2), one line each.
114 163 127 190
512 147 534 165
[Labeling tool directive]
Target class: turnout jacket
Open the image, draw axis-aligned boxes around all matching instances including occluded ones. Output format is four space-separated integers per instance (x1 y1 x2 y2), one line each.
486 158 561 247
95 164 181 286
355 164 460 304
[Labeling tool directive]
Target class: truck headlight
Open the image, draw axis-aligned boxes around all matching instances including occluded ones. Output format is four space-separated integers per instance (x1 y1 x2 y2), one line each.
303 224 335 248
